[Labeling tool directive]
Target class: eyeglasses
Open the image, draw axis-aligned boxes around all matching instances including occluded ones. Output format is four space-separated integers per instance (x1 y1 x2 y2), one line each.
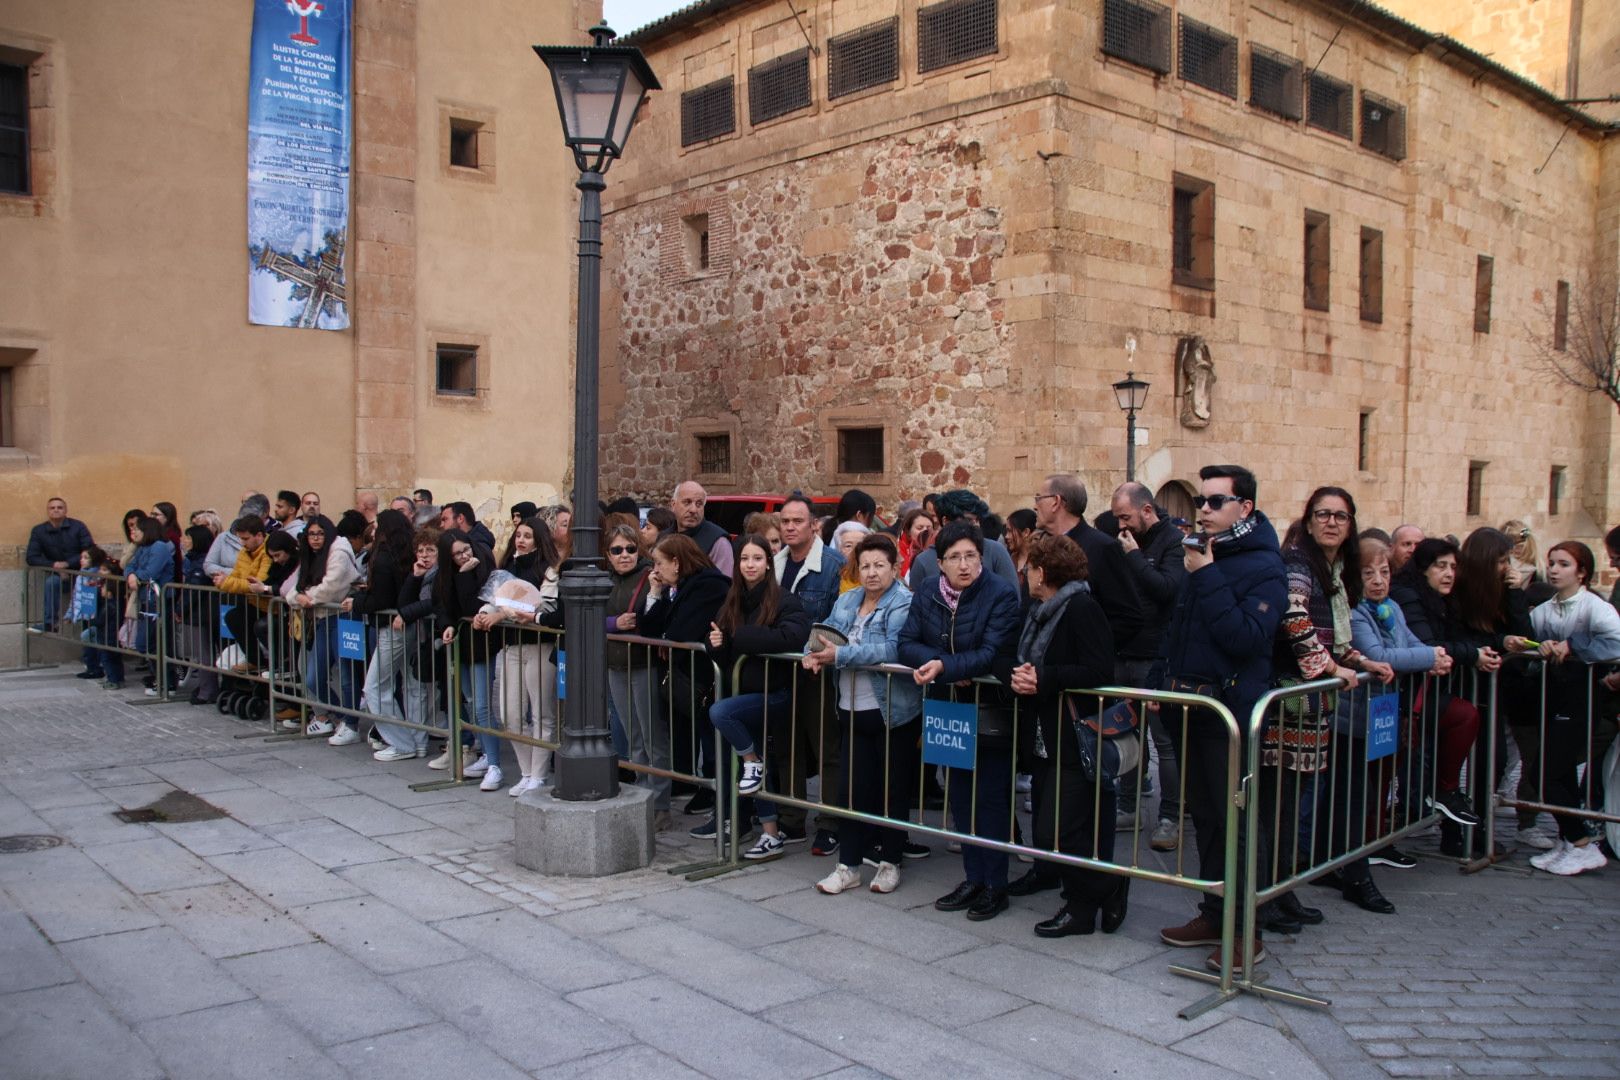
942 552 982 566
1033 493 1059 504
1193 494 1242 510
1311 509 1352 524
607 545 637 555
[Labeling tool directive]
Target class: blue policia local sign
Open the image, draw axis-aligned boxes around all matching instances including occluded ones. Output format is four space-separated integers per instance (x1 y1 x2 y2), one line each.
336 618 367 661
923 699 977 770
1366 693 1400 762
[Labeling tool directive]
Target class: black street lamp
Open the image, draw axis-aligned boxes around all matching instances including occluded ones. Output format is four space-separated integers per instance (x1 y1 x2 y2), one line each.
1111 367 1150 483
534 24 659 802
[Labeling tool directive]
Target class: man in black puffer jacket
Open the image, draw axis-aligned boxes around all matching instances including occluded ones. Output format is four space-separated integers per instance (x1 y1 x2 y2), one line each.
1155 465 1286 977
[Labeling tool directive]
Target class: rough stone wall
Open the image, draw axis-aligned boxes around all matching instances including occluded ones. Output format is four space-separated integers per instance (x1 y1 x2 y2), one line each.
603 119 1016 503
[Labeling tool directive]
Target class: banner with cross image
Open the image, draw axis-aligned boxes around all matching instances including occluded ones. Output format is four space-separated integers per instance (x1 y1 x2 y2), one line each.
247 0 352 330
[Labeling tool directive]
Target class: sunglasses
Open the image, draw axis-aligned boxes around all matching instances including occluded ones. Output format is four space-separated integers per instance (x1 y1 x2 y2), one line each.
607 545 637 555
1192 494 1242 510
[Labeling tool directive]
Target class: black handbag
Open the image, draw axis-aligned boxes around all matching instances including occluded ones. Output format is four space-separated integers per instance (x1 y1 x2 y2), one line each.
1063 698 1142 783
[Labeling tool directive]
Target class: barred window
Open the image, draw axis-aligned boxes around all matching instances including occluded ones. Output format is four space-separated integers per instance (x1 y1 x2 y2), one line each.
697 433 732 476
1307 71 1353 139
829 18 900 100
1172 173 1215 291
1101 0 1171 75
680 77 736 147
918 0 998 73
1360 91 1406 161
837 427 885 474
1178 16 1236 98
1249 45 1302 121
748 49 811 125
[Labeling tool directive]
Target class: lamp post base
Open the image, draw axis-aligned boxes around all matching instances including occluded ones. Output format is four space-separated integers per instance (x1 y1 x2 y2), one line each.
514 782 655 877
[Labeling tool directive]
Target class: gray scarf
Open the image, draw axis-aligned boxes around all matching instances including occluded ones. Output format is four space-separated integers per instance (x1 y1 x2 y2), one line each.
1017 579 1088 760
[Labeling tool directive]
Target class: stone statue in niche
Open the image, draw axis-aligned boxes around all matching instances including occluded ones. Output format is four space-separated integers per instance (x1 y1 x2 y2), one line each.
1177 336 1215 429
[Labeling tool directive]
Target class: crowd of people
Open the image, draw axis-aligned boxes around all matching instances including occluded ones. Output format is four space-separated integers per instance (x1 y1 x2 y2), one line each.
24 468 1620 975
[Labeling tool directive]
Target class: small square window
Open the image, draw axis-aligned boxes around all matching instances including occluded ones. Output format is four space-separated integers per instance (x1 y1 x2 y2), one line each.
1307 72 1353 139
1475 255 1494 334
837 427 885 474
1360 91 1406 161
1360 227 1384 324
435 345 478 397
1554 279 1569 352
1304 210 1330 312
1549 465 1565 517
449 119 480 168
1172 174 1215 291
1466 460 1487 518
1357 410 1372 472
696 433 731 475
683 213 711 273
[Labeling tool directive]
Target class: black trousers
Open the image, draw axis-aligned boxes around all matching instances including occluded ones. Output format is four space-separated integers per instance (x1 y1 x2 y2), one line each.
1183 704 1265 924
1032 758 1118 910
836 710 919 866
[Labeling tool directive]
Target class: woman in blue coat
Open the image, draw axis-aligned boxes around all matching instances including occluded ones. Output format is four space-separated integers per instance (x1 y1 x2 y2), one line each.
898 521 1023 921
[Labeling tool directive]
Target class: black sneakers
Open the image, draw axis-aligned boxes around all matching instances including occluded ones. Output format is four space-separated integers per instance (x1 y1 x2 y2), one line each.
1427 790 1481 828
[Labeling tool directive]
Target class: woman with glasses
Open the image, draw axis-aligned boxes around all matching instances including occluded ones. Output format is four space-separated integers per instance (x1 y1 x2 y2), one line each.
1273 487 1396 922
899 520 1023 921
604 523 670 824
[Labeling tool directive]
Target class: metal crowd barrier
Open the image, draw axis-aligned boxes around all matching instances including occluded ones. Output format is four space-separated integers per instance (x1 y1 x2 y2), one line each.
23 566 168 700
157 580 289 737
1483 656 1620 864
733 651 1245 1018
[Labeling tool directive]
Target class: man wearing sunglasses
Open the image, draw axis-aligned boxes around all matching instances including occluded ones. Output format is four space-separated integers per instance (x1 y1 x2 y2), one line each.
1156 464 1286 977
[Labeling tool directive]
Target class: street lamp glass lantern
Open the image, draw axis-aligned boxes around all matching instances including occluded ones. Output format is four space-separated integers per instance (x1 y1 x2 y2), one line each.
534 23 661 174
1112 371 1150 413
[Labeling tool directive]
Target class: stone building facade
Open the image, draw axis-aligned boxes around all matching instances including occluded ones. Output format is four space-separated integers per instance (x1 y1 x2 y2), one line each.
0 0 600 663
600 0 1620 542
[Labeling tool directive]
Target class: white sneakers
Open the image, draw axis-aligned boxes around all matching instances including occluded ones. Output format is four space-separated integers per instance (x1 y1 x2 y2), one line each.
479 765 504 792
738 760 765 795
1516 827 1557 851
327 725 362 747
869 861 901 894
509 776 545 797
815 864 862 894
463 755 491 777
373 746 419 762
1532 839 1608 876
305 718 335 737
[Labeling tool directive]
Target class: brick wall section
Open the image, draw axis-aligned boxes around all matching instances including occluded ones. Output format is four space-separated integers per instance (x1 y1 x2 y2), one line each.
351 0 419 499
604 119 1017 501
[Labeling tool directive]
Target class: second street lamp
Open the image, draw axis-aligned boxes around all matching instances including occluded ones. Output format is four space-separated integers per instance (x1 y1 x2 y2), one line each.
534 24 660 802
1111 370 1150 483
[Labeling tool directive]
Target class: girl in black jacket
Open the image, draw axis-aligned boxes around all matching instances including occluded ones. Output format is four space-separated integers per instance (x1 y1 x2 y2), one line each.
433 530 504 790
704 535 810 861
337 509 413 745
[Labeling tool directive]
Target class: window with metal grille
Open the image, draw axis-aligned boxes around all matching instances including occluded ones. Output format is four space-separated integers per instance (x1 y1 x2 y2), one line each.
1172 174 1215 291
1555 279 1569 351
1303 210 1330 312
1249 45 1302 120
829 18 900 100
1307 71 1353 138
1466 461 1486 517
697 434 731 475
681 77 736 147
918 0 998 73
837 427 885 474
1102 0 1171 75
748 49 811 125
1549 465 1565 517
1475 255 1493 334
1178 16 1236 97
435 345 478 398
0 62 28 196
1360 91 1405 160
1360 227 1384 324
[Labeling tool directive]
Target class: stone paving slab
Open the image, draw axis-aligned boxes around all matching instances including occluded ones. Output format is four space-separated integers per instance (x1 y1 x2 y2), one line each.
2 666 1618 1080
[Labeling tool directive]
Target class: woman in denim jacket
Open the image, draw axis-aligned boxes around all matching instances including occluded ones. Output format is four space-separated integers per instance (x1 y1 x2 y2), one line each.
805 533 921 896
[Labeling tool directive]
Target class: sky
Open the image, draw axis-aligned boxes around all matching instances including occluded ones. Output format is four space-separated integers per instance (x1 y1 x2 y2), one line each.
602 0 692 35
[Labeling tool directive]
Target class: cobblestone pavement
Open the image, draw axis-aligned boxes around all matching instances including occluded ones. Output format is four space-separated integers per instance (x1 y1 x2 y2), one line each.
1 665 1616 1079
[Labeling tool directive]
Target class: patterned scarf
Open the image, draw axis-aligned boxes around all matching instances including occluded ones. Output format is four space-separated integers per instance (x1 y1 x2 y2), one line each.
938 574 963 612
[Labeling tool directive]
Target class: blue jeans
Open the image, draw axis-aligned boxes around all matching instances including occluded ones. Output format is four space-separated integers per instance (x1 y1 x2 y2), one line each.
305 617 362 717
460 661 502 765
709 689 791 824
41 572 63 627
947 744 1013 888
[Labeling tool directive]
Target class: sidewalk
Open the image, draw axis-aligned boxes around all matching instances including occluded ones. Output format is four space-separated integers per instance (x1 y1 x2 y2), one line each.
0 666 1616 1079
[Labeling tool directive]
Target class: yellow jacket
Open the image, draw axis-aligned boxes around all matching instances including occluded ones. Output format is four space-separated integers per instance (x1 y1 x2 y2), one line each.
218 543 272 607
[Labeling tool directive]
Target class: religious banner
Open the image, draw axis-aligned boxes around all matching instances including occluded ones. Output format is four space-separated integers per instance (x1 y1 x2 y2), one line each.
247 0 352 330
